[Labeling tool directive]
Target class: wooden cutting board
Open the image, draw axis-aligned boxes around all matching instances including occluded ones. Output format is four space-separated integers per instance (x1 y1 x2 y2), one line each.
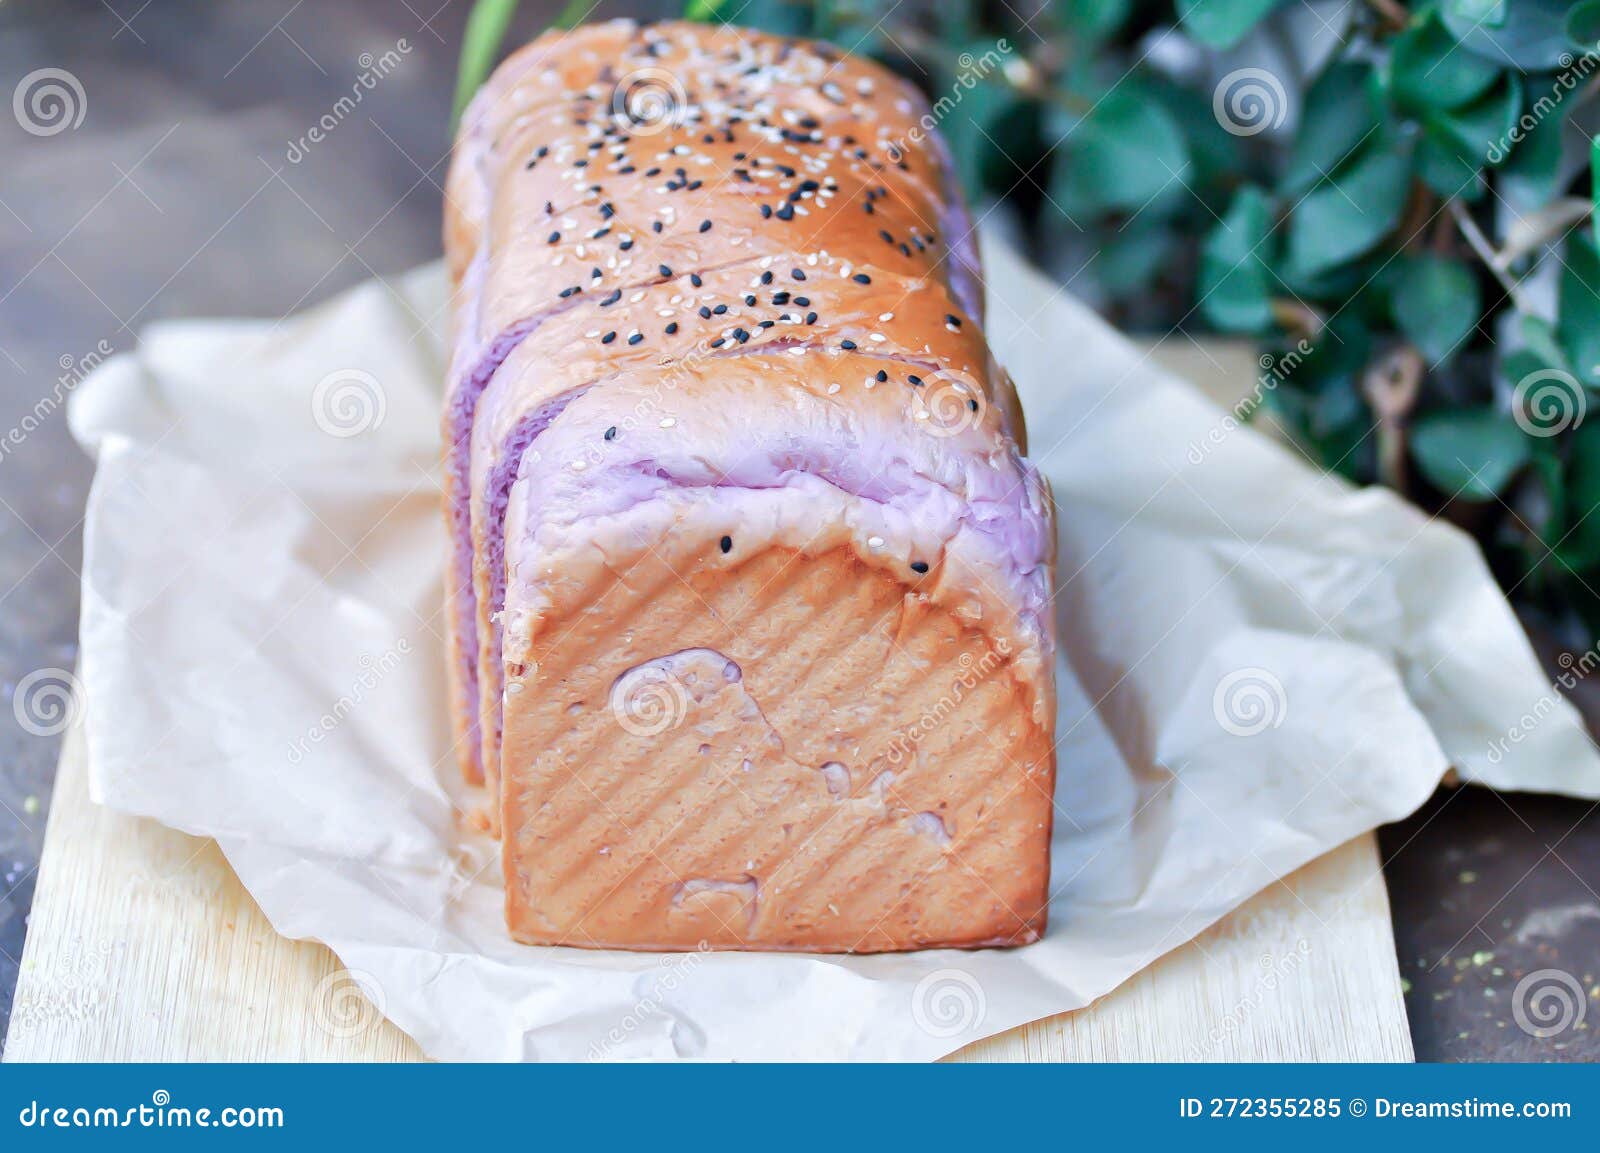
3 713 1412 1062
1 341 1413 1062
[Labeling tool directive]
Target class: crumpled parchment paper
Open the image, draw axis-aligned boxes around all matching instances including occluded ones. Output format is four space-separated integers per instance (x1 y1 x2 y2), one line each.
66 226 1600 1061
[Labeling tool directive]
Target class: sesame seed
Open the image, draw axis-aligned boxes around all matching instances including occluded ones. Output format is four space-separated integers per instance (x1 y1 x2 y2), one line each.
604 426 617 441
547 231 561 244
665 321 679 334
910 561 929 574
852 273 872 285
720 535 733 554
628 332 643 345
602 331 617 344
840 339 857 350
699 219 712 233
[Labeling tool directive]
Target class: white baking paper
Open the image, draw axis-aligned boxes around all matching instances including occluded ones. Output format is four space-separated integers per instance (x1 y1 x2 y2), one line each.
67 226 1600 1061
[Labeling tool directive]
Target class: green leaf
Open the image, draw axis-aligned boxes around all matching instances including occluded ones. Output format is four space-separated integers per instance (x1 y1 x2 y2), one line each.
1177 0 1284 49
1058 0 1134 42
1410 410 1533 499
1391 10 1502 112
1442 0 1574 69
1448 0 1506 24
1414 74 1521 198
1286 138 1411 278
1559 233 1600 388
685 0 732 19
1496 101 1566 207
1053 86 1190 214
1568 0 1600 48
1558 422 1600 567
1392 255 1481 364
1521 313 1571 370
1095 216 1178 296
452 0 521 129
1281 62 1380 195
1199 186 1277 332
1594 135 1600 250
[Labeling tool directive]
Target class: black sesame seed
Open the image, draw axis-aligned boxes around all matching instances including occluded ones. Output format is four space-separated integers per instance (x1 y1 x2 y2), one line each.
761 271 774 285
776 203 795 221
772 291 790 304
760 204 773 219
910 561 929 574
690 273 703 288
945 314 962 328
713 303 728 315
604 426 617 441
619 239 634 251
699 219 712 233
600 202 615 219
720 535 732 554
547 231 561 244
968 398 980 412
601 289 622 307
734 327 750 343
743 294 757 306
602 331 617 344
875 370 888 383
852 273 872 285
628 332 643 345
805 311 817 325
792 269 806 281
840 339 857 350
793 296 809 306
699 306 712 319
651 221 664 233
665 321 679 335
659 264 673 277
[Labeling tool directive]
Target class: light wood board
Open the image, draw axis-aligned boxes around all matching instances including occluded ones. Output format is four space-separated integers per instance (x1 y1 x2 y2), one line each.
3 718 1412 1062
2 340 1413 1061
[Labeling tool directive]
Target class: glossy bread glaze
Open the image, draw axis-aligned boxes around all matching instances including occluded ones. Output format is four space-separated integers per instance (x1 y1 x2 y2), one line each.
444 19 1056 950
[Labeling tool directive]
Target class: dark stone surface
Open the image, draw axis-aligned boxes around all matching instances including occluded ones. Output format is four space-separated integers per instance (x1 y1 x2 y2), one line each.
1 0 1595 1061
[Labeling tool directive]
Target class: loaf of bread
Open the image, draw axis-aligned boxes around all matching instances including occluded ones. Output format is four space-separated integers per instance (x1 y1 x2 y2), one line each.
443 19 1056 951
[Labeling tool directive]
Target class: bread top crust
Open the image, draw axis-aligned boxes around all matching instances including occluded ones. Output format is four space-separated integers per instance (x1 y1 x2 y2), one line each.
444 20 984 378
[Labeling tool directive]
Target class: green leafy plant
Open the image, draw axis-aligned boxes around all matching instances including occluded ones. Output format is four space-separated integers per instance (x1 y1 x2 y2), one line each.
457 0 1600 641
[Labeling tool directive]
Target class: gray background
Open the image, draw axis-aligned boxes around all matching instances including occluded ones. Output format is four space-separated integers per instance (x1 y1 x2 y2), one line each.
0 0 1595 1061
